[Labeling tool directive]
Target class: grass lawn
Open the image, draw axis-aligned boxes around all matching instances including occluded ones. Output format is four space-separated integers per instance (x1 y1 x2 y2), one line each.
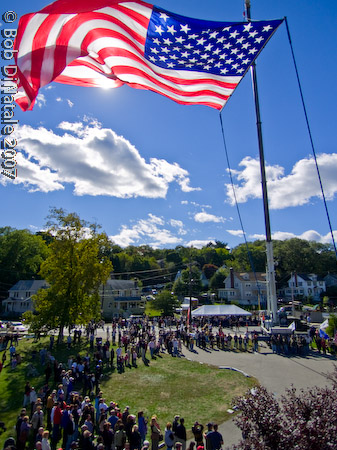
0 335 257 447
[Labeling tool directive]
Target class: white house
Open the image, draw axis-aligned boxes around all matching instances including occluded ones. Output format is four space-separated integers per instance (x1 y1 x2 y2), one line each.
100 278 145 319
278 273 326 302
217 269 267 306
2 280 49 315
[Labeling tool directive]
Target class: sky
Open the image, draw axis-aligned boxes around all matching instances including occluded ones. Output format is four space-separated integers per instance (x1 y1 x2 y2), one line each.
1 0 337 250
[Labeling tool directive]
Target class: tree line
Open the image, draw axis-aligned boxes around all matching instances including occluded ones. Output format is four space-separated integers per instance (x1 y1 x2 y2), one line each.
1 209 337 305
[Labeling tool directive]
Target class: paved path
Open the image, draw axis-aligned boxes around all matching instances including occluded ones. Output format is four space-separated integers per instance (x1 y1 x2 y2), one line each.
181 333 337 449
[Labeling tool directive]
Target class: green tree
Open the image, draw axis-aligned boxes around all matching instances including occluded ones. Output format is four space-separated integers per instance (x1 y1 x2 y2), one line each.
31 208 112 341
209 268 229 291
326 314 337 338
231 241 266 272
152 290 179 316
0 227 49 301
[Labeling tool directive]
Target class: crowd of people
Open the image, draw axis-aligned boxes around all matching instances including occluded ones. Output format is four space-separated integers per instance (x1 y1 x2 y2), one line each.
1 315 335 450
2 317 227 450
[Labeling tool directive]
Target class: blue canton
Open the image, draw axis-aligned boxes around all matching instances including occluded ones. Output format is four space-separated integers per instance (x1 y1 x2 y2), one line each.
145 7 283 76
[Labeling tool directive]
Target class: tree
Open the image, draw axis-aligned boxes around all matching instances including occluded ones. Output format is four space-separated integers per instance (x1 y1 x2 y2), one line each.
326 314 337 338
209 268 229 291
31 208 112 341
232 367 337 449
152 290 179 316
202 264 218 280
0 227 49 301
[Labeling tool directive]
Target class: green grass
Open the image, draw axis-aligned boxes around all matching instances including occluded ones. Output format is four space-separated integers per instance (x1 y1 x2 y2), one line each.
0 336 257 446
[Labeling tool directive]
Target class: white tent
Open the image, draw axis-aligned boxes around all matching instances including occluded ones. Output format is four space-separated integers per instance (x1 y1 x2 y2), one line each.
191 305 252 317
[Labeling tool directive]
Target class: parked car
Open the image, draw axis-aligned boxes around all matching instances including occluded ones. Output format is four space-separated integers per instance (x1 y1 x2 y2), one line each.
10 321 29 333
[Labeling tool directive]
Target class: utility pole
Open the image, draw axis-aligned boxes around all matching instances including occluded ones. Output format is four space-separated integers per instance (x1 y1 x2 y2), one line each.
245 0 278 325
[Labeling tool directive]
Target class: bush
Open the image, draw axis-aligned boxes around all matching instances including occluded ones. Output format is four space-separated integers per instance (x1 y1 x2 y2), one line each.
231 366 337 449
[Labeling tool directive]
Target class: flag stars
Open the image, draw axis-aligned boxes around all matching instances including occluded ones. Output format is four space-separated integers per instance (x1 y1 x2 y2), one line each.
221 67 229 74
184 43 193 49
249 30 258 38
150 47 159 54
167 62 175 68
223 26 231 32
243 23 253 32
153 38 161 45
159 55 167 62
155 25 164 35
237 68 245 73
223 43 232 49
149 55 156 62
209 31 219 39
217 36 226 44
255 36 264 44
163 37 172 45
197 37 206 45
249 47 258 54
188 33 199 39
204 43 213 51
214 62 222 68
262 25 273 32
229 30 239 38
175 36 185 44
236 36 245 44
237 52 245 59
159 12 169 21
230 48 239 54
167 25 176 35
219 53 227 59
242 42 250 49
161 47 170 54
180 24 191 33
181 51 190 58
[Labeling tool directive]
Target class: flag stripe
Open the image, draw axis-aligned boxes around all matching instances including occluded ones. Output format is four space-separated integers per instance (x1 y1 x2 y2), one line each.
14 0 283 110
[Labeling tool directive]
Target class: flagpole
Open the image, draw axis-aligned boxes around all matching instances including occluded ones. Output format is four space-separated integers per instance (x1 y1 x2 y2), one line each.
245 0 278 325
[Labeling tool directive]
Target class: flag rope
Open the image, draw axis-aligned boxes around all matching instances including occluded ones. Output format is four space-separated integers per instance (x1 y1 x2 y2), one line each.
219 111 264 303
285 17 337 262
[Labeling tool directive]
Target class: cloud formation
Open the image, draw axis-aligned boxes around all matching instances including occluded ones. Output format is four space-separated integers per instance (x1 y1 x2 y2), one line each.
194 211 225 223
109 214 184 248
225 154 337 209
249 229 337 244
9 121 199 197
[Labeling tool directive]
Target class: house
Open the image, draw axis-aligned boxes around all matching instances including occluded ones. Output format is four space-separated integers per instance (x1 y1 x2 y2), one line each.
2 280 49 316
217 269 267 306
278 273 326 303
100 278 145 319
324 273 337 288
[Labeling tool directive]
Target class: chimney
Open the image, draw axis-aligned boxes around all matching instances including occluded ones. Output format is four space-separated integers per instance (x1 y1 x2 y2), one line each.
230 268 234 289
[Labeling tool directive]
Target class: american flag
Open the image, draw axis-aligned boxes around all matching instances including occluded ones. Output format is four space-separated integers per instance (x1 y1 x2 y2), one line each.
14 0 283 111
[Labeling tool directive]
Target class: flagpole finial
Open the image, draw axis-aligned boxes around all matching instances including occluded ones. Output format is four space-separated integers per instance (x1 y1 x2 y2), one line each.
245 0 251 21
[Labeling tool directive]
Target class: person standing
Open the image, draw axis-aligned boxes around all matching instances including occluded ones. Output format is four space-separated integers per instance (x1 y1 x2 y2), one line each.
150 416 161 450
164 423 174 450
137 411 147 444
209 424 223 450
174 418 186 450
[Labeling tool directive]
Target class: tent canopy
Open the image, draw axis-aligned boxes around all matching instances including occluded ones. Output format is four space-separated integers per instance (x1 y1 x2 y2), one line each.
191 305 252 317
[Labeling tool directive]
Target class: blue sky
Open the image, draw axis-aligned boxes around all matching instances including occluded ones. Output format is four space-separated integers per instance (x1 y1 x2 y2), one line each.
1 0 337 249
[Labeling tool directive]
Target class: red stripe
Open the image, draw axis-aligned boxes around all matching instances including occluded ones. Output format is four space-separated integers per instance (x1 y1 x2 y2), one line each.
14 13 35 59
30 14 63 90
96 46 235 94
112 65 231 101
51 8 148 81
40 0 152 14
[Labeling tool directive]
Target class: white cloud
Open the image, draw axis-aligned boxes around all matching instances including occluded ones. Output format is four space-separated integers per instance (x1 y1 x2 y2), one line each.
56 97 62 102
11 121 199 197
67 99 74 108
249 229 337 244
181 200 211 208
170 219 187 235
109 214 183 248
225 154 337 209
36 93 46 108
185 239 216 249
226 229 244 237
194 211 225 223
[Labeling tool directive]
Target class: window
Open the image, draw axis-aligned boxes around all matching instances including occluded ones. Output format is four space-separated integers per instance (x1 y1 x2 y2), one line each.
245 283 251 288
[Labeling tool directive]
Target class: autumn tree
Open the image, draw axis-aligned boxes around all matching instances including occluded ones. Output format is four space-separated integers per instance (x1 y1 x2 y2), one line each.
232 367 337 449
30 208 112 341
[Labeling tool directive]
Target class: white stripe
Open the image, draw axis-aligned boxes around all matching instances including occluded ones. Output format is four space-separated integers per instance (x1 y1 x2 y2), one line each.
103 55 238 94
66 13 147 67
110 72 229 105
40 14 77 86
